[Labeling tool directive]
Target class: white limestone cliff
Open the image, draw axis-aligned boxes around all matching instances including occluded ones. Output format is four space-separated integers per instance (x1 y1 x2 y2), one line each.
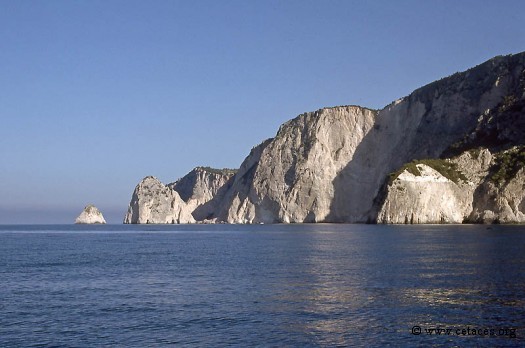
216 106 377 223
123 168 236 224
378 164 469 224
169 167 236 221
214 139 274 223
123 176 195 224
211 53 524 223
75 204 106 224
378 148 525 224
124 52 525 224
468 169 525 223
468 147 525 223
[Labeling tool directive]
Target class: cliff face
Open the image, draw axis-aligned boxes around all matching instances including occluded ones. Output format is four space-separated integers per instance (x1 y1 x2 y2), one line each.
125 52 525 224
123 176 195 224
213 139 274 223
376 51 525 224
217 107 378 223
349 53 523 222
169 167 236 221
214 52 524 223
468 147 525 223
123 168 236 224
378 163 470 224
377 151 490 224
378 147 525 224
469 169 525 223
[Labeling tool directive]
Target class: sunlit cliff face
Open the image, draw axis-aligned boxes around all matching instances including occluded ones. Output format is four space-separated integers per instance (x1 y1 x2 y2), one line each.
125 53 525 225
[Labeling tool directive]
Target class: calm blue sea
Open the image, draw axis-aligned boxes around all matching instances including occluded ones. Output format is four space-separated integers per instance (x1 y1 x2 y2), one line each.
0 224 524 347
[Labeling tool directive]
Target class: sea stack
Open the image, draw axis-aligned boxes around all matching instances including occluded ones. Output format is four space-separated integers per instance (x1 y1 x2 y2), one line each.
75 204 106 224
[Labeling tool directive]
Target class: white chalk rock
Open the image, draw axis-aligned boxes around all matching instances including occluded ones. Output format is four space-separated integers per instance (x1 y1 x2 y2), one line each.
75 204 106 224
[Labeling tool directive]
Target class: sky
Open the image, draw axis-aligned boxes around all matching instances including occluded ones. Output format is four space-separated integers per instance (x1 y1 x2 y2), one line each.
1 0 524 224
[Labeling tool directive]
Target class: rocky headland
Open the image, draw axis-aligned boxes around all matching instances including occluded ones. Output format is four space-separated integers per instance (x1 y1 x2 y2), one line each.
124 167 236 224
125 52 525 224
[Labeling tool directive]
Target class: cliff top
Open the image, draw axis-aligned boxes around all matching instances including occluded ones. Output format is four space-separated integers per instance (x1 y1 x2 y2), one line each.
194 166 238 176
83 204 100 213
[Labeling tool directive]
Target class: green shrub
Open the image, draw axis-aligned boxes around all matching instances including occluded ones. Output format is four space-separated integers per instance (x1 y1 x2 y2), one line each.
490 146 525 186
418 159 468 184
388 158 467 185
388 162 421 185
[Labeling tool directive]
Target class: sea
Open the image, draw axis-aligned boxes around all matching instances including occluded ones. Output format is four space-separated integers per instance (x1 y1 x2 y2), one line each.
0 224 524 347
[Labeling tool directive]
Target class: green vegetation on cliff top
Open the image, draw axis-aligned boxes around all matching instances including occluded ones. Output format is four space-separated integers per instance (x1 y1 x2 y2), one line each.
490 146 525 187
389 159 467 185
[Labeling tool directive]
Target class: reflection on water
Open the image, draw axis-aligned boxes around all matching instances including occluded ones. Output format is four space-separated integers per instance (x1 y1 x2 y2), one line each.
0 224 524 346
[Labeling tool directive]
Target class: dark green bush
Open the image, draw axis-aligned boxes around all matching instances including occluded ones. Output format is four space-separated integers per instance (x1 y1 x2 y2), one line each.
490 146 525 186
388 158 467 185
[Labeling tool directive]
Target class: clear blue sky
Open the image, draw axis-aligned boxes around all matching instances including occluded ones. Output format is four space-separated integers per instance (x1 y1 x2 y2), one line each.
1 0 524 223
